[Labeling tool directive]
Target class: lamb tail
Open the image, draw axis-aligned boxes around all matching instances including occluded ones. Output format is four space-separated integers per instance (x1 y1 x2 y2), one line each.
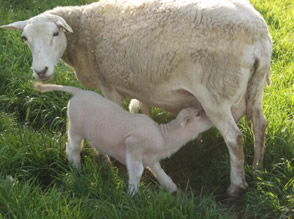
32 82 81 95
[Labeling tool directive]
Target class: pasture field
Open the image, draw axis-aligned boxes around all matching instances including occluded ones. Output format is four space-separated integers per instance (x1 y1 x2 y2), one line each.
0 0 293 218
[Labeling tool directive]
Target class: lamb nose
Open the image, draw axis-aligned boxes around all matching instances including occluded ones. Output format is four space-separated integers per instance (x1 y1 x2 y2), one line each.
35 67 48 76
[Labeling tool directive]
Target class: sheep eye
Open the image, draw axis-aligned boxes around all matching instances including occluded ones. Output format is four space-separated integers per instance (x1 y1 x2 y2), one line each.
22 36 28 41
53 32 59 37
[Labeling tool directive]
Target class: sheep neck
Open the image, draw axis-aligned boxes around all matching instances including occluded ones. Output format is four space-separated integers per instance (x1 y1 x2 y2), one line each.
49 5 102 89
48 6 82 65
159 121 196 159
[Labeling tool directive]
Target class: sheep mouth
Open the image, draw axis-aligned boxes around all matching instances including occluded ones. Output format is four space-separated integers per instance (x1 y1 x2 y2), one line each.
38 75 51 82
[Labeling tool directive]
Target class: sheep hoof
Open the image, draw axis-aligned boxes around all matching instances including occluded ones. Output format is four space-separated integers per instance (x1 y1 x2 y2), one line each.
226 182 248 197
252 160 264 171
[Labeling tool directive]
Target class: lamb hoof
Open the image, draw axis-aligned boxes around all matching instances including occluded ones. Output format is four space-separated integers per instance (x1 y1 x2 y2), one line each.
164 182 177 194
226 182 248 197
170 190 179 197
168 186 177 194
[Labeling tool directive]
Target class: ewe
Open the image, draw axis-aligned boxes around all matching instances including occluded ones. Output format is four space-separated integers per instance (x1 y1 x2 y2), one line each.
33 82 212 195
1 0 272 196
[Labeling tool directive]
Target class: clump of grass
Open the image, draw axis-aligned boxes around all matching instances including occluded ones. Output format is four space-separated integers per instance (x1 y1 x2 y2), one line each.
0 175 234 218
0 112 68 185
240 158 294 218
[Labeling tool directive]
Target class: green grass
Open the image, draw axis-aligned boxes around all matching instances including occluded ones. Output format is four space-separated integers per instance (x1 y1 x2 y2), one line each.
0 0 293 218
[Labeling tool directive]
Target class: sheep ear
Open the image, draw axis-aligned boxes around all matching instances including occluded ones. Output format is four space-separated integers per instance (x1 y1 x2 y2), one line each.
180 111 201 127
0 20 28 31
55 16 73 33
180 116 191 127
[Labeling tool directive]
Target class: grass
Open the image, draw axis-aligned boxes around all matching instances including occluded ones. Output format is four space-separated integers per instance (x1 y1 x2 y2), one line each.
0 0 293 218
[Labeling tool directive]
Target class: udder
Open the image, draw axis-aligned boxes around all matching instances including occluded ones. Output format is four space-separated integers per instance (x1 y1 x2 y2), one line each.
136 88 204 114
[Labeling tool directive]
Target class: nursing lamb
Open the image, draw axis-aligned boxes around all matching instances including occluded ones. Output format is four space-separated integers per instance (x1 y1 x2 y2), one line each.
1 0 272 196
33 82 212 195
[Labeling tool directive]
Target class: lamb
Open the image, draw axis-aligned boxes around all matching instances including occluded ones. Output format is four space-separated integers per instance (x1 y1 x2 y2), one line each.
1 0 272 196
33 82 212 195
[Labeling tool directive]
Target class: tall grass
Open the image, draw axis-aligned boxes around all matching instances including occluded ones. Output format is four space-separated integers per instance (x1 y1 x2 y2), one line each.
0 0 293 218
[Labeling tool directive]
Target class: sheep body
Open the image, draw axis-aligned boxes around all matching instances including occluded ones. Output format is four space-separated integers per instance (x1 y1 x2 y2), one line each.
33 82 212 194
48 0 270 100
1 0 272 196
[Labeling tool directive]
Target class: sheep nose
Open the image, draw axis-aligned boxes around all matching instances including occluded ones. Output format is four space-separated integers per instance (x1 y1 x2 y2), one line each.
35 67 48 77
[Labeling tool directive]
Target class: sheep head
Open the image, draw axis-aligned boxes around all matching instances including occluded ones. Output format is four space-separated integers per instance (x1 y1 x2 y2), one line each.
1 14 73 81
176 108 212 134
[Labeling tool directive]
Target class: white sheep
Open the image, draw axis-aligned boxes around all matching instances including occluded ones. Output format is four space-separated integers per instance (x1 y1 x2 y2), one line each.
33 82 212 195
1 0 272 196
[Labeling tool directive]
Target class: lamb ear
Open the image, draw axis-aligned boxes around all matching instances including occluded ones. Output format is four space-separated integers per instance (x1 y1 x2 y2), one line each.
180 111 201 127
0 20 28 31
55 16 73 33
180 116 191 127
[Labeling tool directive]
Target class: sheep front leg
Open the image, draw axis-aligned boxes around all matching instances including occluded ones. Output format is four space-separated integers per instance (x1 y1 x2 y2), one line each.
148 162 177 193
100 86 124 105
203 106 248 197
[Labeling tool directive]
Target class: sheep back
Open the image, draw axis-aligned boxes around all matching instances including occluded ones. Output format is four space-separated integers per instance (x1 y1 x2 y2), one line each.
51 0 271 98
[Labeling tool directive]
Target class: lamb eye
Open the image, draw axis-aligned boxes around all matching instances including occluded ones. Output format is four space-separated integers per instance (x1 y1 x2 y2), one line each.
53 32 59 37
22 36 28 41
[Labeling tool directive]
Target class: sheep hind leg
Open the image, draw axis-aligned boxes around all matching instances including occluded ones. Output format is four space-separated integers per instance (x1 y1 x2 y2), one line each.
66 133 83 169
250 107 267 170
125 137 145 195
126 152 144 196
202 106 248 197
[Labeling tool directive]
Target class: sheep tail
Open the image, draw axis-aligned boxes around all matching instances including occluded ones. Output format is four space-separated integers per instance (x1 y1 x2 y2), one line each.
32 82 81 95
